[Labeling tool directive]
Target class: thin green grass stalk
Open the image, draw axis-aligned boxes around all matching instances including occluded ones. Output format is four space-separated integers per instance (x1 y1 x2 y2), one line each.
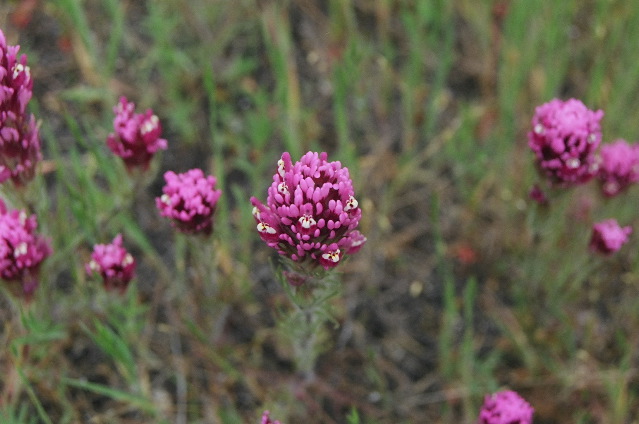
17 369 53 424
259 2 302 158
102 0 126 79
61 377 158 415
53 0 97 64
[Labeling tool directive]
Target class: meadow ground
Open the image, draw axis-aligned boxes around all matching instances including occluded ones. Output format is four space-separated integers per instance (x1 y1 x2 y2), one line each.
2 1 639 423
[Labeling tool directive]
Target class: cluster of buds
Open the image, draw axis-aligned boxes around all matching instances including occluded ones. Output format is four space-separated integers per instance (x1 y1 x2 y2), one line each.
156 168 222 235
528 98 603 187
86 234 136 293
0 29 42 186
477 390 534 424
107 96 167 172
0 199 51 298
251 151 366 271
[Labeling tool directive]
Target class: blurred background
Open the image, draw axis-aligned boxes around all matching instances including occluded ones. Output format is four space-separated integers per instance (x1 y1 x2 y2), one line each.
2 0 639 422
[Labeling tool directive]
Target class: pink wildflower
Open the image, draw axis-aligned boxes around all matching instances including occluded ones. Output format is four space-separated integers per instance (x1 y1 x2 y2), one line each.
0 199 51 298
86 234 136 293
528 98 603 186
106 97 167 171
156 168 222 235
589 219 632 255
261 411 281 424
478 390 534 424
597 139 639 197
251 151 366 271
0 29 42 186
528 184 548 206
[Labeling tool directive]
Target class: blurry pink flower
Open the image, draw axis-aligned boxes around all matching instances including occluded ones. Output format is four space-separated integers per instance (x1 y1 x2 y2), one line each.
261 411 281 424
597 139 639 197
0 199 51 298
0 29 42 186
251 151 366 271
528 98 603 186
478 390 534 424
156 168 222 235
528 184 548 206
86 234 136 293
589 219 632 255
106 97 167 171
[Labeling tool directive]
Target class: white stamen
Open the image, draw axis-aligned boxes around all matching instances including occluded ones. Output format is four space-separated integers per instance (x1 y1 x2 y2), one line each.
298 214 316 229
122 253 134 266
141 115 159 134
161 194 171 204
322 249 340 263
343 196 358 212
257 222 277 234
252 206 261 220
278 182 289 195
566 158 580 169
14 242 27 257
277 159 286 178
588 134 597 143
88 260 99 272
534 124 544 134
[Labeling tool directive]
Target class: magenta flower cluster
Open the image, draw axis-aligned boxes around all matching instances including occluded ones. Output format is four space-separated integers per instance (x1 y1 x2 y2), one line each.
251 151 366 271
0 29 42 186
528 98 603 186
0 199 51 298
528 98 639 254
597 139 639 197
86 234 136 293
107 96 168 171
477 390 534 424
260 411 281 424
156 168 222 235
589 219 632 256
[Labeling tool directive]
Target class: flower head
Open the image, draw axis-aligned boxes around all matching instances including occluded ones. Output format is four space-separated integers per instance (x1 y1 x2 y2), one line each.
0 199 51 298
597 139 639 197
86 234 136 293
0 29 42 186
106 97 167 171
251 151 365 271
528 98 603 186
156 168 222 235
589 219 632 255
260 411 281 424
478 390 534 424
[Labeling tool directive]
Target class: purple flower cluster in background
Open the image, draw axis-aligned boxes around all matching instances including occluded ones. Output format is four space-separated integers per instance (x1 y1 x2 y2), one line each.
260 411 281 424
86 234 136 293
597 139 639 197
251 151 366 271
528 98 603 187
0 199 51 298
0 29 42 186
107 96 167 172
528 98 639 255
589 219 632 255
156 168 222 235
477 390 534 424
